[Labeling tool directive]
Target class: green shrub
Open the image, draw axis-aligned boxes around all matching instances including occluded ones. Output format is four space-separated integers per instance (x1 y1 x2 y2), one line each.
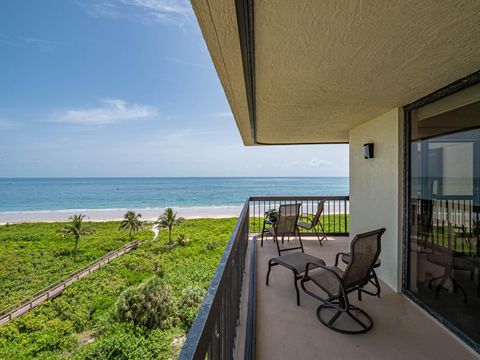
114 277 176 329
178 285 206 328
163 243 175 252
76 323 176 360
175 234 190 247
204 241 218 252
152 260 164 277
0 218 237 359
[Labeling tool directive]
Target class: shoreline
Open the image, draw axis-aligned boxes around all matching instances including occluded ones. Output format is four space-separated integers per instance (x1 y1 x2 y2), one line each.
0 206 244 224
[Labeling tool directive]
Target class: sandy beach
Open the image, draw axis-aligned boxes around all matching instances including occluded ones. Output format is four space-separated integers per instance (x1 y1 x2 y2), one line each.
0 206 244 224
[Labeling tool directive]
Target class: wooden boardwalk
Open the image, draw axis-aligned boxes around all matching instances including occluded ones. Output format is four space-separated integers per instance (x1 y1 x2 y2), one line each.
0 239 142 326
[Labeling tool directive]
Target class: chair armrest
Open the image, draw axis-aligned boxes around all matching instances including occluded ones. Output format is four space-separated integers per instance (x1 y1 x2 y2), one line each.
299 214 314 221
334 252 350 267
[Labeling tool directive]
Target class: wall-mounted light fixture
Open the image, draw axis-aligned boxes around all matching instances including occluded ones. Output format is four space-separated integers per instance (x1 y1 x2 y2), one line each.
363 143 374 159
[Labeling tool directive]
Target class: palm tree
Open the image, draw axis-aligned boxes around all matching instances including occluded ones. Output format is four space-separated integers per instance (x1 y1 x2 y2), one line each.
57 214 95 259
156 208 184 246
119 211 144 239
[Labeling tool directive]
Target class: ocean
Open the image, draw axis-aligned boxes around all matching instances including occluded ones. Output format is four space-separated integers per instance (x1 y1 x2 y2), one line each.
0 177 349 222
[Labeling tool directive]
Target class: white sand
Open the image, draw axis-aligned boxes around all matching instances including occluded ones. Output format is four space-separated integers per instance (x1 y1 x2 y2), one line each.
0 206 244 224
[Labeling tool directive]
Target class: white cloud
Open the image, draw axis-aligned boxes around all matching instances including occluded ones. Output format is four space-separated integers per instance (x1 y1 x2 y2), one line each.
51 99 157 125
120 0 191 15
78 1 121 18
79 0 193 26
310 157 331 167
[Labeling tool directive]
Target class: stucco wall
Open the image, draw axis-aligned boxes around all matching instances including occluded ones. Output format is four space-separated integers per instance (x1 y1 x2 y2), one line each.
349 109 403 292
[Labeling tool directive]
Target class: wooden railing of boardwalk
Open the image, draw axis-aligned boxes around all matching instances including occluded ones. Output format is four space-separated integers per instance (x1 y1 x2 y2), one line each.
0 239 142 326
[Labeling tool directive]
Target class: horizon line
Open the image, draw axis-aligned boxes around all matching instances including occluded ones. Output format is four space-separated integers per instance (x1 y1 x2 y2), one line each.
0 175 349 179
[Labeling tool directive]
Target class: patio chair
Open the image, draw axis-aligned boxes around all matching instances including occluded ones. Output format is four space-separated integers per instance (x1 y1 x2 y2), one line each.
261 203 304 256
297 200 327 246
301 228 386 334
339 253 381 301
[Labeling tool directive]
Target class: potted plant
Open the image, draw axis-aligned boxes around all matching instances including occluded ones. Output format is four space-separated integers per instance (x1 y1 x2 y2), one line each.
265 209 279 223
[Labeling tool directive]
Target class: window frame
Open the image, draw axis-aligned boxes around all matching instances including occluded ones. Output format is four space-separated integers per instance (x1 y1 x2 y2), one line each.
402 70 480 354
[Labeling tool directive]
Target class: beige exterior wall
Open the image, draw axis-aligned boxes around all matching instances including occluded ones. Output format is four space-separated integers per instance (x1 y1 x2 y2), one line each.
349 109 403 292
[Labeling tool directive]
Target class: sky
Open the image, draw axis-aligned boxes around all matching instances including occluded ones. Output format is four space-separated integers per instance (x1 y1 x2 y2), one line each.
0 0 348 178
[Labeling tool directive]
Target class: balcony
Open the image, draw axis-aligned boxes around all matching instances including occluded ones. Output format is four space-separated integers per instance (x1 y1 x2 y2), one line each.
178 197 478 360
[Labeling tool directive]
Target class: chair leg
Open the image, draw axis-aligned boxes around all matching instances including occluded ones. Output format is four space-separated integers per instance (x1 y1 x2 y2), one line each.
451 277 468 304
319 222 327 242
371 269 381 298
266 259 274 286
274 234 282 256
428 274 444 290
293 271 300 306
314 226 323 247
355 270 381 300
434 271 450 299
297 227 304 253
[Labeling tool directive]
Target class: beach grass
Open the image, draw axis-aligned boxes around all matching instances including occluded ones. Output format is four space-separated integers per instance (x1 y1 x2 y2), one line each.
0 222 154 311
0 218 237 359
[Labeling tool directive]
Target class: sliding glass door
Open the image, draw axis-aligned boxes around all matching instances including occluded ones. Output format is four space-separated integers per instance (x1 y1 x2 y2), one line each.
407 81 480 350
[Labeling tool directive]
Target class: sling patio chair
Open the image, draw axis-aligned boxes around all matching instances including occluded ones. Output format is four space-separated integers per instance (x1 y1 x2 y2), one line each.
339 253 381 301
297 200 327 246
301 228 386 334
261 203 304 256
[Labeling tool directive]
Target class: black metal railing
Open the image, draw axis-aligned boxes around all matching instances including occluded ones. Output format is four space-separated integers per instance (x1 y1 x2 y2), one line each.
411 197 479 255
249 196 349 235
179 200 250 360
180 195 350 359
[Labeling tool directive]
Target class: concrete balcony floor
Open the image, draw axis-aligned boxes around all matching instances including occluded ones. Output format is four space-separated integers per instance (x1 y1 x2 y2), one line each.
255 236 478 360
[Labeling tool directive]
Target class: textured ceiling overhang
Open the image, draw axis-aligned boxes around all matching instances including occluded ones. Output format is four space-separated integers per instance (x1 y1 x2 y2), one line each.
192 0 480 146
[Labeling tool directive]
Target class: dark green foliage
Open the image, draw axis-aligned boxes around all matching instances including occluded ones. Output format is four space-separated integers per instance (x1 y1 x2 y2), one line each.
204 241 219 251
75 323 178 360
0 221 151 310
176 234 190 247
57 214 96 259
264 209 279 222
0 218 236 359
156 208 184 247
114 277 176 330
118 211 144 239
178 285 206 328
